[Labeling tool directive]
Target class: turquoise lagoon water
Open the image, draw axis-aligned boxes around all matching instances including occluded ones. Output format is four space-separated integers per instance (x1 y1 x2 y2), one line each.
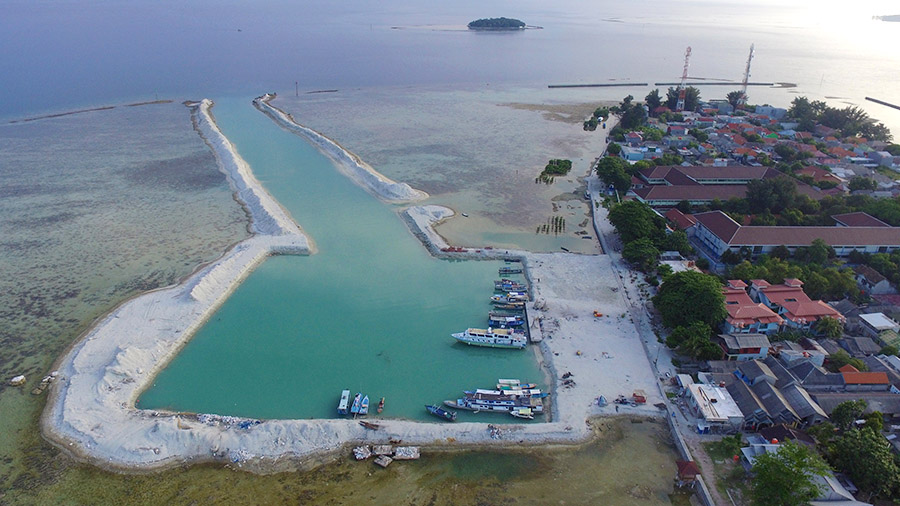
138 98 546 421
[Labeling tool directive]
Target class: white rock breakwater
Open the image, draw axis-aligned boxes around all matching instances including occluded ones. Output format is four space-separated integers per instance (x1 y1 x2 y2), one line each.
253 93 429 203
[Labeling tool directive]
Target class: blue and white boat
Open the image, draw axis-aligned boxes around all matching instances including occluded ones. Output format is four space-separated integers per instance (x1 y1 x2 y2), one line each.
425 404 457 421
350 392 362 415
359 395 370 416
337 389 351 415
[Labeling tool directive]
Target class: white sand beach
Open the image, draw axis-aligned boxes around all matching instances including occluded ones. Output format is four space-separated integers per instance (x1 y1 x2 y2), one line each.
42 99 663 473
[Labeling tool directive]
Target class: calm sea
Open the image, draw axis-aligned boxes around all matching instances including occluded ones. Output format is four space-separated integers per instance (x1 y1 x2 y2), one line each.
3 0 899 133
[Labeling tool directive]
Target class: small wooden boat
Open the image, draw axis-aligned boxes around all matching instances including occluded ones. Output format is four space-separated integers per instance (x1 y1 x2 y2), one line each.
510 407 534 420
499 266 523 275
426 404 457 421
360 395 370 415
359 420 381 430
461 213 469 217
560 246 570 252
494 303 525 310
350 392 362 415
377 397 385 413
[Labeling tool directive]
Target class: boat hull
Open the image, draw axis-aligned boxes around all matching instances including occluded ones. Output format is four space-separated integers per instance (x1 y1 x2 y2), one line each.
453 334 526 349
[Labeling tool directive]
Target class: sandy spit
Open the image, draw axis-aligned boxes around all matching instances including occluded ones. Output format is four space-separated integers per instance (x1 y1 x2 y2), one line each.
253 93 429 204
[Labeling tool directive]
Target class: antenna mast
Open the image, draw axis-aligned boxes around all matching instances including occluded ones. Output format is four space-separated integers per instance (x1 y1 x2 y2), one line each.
739 44 755 107
676 46 692 112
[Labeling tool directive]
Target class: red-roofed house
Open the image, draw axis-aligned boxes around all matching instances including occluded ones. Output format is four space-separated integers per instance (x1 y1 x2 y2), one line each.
832 212 890 228
691 210 900 259
842 372 890 392
665 208 697 230
722 280 784 335
797 166 844 186
750 279 845 333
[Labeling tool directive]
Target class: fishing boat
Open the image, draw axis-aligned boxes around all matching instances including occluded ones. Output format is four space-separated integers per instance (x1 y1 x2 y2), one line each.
337 389 351 415
490 292 528 305
466 388 547 399
452 327 527 349
377 397 385 413
359 395 370 416
510 407 534 420
499 266 523 275
497 379 537 390
494 279 526 292
488 312 524 327
425 404 457 421
494 302 525 310
350 392 362 415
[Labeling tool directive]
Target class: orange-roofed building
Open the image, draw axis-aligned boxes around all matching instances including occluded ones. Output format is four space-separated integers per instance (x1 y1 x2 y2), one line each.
722 280 784 335
749 279 845 334
841 371 890 392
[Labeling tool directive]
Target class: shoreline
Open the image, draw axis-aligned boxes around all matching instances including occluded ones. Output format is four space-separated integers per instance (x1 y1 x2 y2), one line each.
254 93 429 204
41 97 665 474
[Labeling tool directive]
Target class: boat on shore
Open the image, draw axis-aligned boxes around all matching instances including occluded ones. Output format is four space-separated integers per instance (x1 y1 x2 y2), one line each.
499 266 523 275
359 420 380 430
452 327 527 349
360 395 370 416
350 392 362 415
425 404 457 421
338 389 351 415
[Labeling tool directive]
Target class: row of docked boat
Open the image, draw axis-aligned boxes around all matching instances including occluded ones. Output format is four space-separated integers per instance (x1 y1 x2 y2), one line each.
338 389 384 417
442 379 547 420
494 279 526 292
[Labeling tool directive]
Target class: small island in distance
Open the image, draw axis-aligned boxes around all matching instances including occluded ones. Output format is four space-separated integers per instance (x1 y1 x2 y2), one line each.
467 17 526 30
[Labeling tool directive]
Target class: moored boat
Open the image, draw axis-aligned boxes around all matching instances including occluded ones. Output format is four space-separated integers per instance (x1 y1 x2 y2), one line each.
488 312 524 327
510 407 534 420
494 279 526 292
499 266 523 275
425 404 457 421
497 379 537 390
377 397 385 413
452 327 527 349
350 392 362 415
338 389 351 415
490 293 528 304
360 395 370 415
493 302 525 310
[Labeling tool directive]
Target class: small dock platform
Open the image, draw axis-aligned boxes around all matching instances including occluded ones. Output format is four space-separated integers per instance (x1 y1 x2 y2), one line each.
524 304 543 343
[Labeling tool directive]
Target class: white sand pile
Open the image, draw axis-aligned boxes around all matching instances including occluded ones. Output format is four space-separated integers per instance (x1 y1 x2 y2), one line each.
253 94 428 204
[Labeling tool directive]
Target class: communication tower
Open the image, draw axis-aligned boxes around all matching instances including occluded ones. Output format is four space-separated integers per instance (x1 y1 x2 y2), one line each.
676 46 692 112
739 44 755 107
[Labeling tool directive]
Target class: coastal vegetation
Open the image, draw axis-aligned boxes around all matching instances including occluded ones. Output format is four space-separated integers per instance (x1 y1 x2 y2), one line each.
750 440 831 506
788 96 892 141
665 86 701 112
607 200 693 276
653 271 727 360
535 158 572 184
583 106 610 131
467 17 525 30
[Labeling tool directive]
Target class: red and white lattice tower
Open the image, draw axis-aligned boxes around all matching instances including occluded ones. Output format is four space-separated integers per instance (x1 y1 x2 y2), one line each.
675 46 692 112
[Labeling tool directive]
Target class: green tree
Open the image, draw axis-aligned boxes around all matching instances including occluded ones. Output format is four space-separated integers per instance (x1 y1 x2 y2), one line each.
750 440 829 506
814 316 843 338
606 142 621 156
746 176 799 214
622 238 660 272
608 201 666 244
665 86 701 111
675 200 692 214
680 332 723 360
726 90 745 109
595 156 631 192
653 271 727 329
880 344 899 356
848 176 877 192
829 428 900 498
645 89 662 113
666 321 711 349
830 399 867 430
661 230 693 256
826 350 867 373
